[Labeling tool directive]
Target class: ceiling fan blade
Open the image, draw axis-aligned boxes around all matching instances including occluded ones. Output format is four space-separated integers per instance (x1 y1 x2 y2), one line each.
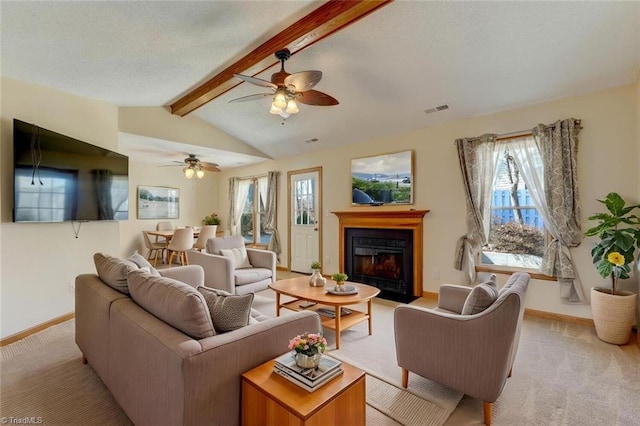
233 74 277 89
284 71 322 92
296 89 339 106
201 163 221 172
228 93 273 103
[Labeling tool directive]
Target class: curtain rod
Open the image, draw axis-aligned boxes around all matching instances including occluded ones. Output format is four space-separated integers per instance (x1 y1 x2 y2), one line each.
497 119 582 141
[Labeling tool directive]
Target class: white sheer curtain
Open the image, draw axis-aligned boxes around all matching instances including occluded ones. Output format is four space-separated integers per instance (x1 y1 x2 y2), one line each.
228 178 251 236
454 134 500 282
504 127 584 304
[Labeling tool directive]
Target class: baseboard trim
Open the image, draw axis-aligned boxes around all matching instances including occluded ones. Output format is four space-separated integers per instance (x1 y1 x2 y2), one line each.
524 308 594 327
0 312 75 347
422 291 438 300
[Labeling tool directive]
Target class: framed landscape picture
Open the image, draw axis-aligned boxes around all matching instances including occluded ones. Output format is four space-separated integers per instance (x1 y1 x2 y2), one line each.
137 185 179 219
351 150 414 205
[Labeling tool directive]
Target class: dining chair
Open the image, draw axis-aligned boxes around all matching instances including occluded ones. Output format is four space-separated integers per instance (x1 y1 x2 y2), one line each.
193 225 217 251
142 231 166 266
155 221 174 243
167 227 194 266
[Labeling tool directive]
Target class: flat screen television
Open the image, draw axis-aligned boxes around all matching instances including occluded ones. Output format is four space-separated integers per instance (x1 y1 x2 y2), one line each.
12 119 129 222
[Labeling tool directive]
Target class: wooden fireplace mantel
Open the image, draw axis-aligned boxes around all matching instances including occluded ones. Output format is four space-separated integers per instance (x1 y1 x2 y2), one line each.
332 209 429 297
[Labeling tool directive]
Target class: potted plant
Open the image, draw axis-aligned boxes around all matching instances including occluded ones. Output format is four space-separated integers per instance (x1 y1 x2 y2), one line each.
288 332 327 368
202 212 221 226
331 272 348 290
309 261 326 287
585 192 639 344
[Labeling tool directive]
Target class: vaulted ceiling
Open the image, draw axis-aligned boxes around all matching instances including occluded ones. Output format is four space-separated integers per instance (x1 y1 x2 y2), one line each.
2 1 639 169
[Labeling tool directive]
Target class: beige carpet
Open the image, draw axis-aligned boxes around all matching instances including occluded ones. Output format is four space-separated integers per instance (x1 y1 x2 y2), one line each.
254 282 640 426
0 318 454 426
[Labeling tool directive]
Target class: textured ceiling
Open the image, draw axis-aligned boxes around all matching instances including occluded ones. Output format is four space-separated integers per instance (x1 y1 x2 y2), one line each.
2 1 639 168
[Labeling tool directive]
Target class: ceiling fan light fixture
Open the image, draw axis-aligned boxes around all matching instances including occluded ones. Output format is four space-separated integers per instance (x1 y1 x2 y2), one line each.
184 167 195 179
196 169 205 179
270 103 283 115
273 90 288 109
286 98 299 114
279 110 291 119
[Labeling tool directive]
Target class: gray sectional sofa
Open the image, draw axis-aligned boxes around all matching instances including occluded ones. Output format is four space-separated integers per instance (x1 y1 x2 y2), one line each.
75 253 321 426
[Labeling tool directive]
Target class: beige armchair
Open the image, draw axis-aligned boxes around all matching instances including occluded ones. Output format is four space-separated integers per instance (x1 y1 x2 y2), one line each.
394 272 530 425
187 236 276 295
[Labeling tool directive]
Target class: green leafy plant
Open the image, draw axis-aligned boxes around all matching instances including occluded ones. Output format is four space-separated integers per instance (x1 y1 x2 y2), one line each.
331 272 348 283
310 261 321 270
584 192 640 295
202 212 221 226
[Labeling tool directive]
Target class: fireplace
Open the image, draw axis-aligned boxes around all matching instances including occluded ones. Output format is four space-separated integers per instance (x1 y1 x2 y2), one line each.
345 228 414 302
333 209 429 303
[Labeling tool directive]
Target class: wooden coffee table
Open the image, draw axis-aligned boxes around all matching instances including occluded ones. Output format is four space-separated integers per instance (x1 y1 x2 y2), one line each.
269 276 380 349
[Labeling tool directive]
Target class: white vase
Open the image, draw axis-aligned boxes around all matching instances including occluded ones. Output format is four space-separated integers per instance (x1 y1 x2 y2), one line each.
309 269 326 287
295 352 322 369
591 287 637 345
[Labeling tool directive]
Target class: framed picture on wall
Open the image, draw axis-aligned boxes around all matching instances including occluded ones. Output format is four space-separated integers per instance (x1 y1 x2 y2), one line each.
137 185 179 219
351 150 414 205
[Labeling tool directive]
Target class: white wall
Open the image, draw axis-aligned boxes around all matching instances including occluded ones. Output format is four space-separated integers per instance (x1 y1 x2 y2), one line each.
215 83 639 320
0 77 220 338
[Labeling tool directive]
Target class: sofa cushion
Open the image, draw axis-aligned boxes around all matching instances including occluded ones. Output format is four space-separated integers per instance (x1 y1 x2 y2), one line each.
126 251 160 276
197 286 253 332
220 247 252 269
461 279 499 315
234 267 272 286
93 253 138 294
128 269 215 339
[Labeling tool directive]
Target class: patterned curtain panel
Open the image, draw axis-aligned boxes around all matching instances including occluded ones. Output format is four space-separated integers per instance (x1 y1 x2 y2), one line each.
532 118 584 303
454 134 499 282
264 171 282 261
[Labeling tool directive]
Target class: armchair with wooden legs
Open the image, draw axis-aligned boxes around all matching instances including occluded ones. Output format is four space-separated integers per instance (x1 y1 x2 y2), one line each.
394 272 530 425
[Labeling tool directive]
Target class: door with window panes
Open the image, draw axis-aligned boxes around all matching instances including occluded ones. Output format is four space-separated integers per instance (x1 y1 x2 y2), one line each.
290 170 320 273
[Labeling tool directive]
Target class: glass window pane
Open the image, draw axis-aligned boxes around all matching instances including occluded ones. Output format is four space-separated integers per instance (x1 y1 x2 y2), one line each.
241 182 254 243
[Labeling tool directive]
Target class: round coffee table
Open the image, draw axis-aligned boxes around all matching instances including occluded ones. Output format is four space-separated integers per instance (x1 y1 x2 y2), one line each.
269 276 380 349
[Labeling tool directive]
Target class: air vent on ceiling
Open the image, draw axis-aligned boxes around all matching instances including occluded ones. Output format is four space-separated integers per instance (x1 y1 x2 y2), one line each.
424 104 450 114
305 138 319 144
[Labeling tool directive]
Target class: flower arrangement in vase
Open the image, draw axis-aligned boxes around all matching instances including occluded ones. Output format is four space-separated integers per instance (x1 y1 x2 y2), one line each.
288 332 327 368
309 261 326 287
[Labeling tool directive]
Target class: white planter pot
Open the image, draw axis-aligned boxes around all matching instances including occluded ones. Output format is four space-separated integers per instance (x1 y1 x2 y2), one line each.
590 287 637 345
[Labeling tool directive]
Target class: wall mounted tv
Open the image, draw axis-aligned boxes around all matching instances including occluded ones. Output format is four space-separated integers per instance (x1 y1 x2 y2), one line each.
12 119 129 223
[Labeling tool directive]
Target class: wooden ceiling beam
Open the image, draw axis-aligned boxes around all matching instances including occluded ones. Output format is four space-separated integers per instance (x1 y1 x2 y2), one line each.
170 0 393 117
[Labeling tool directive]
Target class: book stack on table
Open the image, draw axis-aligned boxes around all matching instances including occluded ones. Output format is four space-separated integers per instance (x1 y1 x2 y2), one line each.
273 352 343 392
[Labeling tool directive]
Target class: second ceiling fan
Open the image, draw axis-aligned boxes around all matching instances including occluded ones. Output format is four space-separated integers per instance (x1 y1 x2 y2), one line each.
230 48 339 119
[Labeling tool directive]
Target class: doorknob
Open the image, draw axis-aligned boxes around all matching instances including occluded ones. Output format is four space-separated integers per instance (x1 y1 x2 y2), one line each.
314 228 318 231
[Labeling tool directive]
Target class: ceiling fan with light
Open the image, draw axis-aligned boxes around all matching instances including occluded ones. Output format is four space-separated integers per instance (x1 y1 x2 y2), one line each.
229 48 339 119
166 154 220 179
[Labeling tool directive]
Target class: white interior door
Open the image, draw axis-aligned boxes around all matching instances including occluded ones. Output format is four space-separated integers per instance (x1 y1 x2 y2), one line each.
289 170 321 273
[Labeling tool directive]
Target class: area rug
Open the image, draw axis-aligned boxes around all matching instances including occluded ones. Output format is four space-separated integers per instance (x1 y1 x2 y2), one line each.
252 291 464 423
0 319 457 426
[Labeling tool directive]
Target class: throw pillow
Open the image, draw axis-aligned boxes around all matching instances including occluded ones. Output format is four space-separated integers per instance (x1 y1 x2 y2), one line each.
126 251 160 276
93 253 138 294
219 247 252 269
128 269 215 339
461 279 499 315
197 286 254 332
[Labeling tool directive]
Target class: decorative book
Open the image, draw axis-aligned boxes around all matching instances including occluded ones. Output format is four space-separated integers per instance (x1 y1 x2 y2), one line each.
274 353 343 390
316 308 352 318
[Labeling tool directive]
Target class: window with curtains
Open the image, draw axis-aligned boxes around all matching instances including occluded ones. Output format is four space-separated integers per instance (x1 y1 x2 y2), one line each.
481 140 548 270
240 176 271 245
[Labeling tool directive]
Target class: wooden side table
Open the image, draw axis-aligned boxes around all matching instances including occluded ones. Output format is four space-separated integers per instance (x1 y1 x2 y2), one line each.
241 358 366 426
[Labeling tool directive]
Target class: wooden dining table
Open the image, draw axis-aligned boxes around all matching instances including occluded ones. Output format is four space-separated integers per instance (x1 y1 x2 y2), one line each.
146 229 200 264
146 229 200 242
